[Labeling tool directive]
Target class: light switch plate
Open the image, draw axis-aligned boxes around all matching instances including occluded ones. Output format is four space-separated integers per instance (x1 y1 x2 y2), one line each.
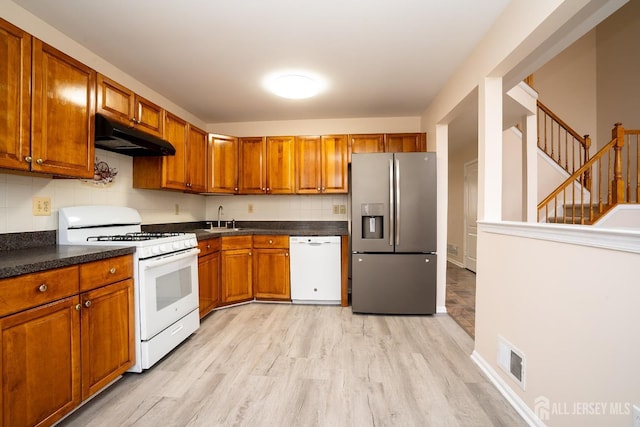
33 197 51 216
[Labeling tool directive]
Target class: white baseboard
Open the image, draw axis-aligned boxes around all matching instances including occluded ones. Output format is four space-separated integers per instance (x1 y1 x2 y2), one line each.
447 257 465 268
436 305 447 314
470 350 543 427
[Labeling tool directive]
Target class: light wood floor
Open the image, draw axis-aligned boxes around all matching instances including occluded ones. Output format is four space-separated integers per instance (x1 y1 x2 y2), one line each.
60 304 524 427
446 262 477 338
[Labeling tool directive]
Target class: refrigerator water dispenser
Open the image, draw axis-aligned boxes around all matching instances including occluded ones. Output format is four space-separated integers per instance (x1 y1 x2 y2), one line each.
361 203 384 239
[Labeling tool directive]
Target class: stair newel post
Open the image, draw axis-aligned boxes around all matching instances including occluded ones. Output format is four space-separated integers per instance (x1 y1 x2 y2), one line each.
583 135 592 191
612 123 625 204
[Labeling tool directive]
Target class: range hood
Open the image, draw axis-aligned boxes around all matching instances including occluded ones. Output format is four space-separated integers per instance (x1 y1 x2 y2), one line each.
94 113 176 156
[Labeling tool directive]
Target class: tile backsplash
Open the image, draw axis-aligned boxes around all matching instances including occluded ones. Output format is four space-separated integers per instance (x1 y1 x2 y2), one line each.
0 149 348 234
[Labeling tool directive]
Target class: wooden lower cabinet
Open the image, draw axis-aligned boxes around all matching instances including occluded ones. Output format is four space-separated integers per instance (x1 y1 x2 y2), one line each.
198 239 221 317
0 296 81 427
0 255 134 427
253 235 290 301
80 279 134 399
221 236 253 305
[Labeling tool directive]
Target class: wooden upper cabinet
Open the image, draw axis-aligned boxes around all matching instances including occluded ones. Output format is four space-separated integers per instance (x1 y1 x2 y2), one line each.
238 136 295 194
385 133 427 152
296 135 348 194
349 134 384 161
0 18 31 172
321 135 348 193
238 137 266 194
208 134 239 193
161 112 188 190
265 136 295 194
31 39 96 178
133 96 164 138
97 74 164 138
295 135 322 193
186 124 208 193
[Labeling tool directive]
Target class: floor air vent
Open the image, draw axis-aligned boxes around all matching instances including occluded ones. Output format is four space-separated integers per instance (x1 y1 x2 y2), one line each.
497 336 526 390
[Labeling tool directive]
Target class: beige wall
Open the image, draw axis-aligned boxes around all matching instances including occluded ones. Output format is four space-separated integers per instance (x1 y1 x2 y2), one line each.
596 0 640 149
475 226 640 426
502 128 524 221
534 29 598 149
210 117 422 139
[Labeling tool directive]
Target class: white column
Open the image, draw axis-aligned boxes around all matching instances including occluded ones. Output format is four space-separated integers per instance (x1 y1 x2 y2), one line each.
478 77 503 221
435 123 448 313
522 113 538 222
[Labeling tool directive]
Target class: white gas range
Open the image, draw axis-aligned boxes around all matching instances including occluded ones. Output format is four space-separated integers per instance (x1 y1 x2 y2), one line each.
58 206 200 372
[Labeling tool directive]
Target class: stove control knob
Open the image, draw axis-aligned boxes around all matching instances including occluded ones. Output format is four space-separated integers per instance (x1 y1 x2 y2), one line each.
159 244 168 253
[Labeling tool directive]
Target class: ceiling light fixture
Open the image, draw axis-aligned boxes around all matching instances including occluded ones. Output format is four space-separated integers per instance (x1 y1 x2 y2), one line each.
264 72 327 99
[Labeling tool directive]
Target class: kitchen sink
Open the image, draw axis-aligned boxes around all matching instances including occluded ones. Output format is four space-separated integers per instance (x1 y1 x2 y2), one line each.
201 227 241 233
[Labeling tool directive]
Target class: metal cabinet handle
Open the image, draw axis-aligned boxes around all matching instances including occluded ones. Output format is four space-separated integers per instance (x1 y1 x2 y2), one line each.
317 187 321 191
266 187 270 192
321 187 325 191
206 244 211 249
285 252 289 257
75 304 82 311
25 156 33 163
109 267 116 274
248 252 252 256
84 300 91 308
268 239 273 244
38 284 48 292
36 158 43 165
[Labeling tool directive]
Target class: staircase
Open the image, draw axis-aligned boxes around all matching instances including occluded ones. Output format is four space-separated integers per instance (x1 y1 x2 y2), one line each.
537 102 640 225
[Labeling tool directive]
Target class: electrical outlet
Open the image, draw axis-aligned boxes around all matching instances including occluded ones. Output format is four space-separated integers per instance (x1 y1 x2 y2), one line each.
174 204 180 215
33 197 51 216
339 204 346 214
248 203 254 213
332 204 340 214
632 404 640 427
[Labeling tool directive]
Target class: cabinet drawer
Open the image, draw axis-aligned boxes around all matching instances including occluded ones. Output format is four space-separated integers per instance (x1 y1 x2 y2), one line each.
0 265 80 317
79 255 133 292
221 235 253 250
198 238 221 256
253 235 289 248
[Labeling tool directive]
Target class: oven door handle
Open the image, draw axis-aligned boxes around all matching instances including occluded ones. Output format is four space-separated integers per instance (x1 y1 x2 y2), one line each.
141 248 200 270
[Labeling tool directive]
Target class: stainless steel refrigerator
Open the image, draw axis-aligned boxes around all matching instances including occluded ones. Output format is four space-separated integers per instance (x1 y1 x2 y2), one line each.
351 152 436 314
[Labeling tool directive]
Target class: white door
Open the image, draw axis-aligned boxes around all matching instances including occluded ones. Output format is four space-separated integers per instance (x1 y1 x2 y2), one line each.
464 160 478 272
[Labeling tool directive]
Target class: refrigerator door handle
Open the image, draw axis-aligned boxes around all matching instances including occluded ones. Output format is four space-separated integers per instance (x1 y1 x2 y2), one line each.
389 158 394 247
395 158 401 246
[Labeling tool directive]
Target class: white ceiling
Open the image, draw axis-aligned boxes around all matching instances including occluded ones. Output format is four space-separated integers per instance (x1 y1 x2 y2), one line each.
13 0 510 124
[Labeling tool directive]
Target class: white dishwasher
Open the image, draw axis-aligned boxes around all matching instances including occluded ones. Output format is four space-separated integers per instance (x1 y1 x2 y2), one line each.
289 236 341 304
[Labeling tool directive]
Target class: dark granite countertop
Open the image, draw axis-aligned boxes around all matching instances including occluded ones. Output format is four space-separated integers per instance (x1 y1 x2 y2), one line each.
0 245 136 280
142 221 348 241
0 221 347 279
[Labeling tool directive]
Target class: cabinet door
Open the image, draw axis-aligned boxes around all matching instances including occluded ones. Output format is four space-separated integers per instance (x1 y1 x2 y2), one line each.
209 134 239 193
96 73 135 126
133 95 164 138
321 135 348 193
385 133 426 152
31 39 95 178
0 296 81 427
80 279 134 399
253 248 290 300
349 134 384 162
266 136 295 194
198 251 221 318
161 112 188 190
238 137 266 194
186 124 208 193
0 19 31 171
221 248 253 304
295 135 322 193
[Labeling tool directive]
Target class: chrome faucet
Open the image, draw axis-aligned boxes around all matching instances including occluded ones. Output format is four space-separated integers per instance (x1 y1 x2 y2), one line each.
217 205 223 228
